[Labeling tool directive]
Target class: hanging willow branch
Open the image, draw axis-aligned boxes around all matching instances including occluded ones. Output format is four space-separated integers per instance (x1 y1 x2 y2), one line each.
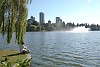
0 0 31 45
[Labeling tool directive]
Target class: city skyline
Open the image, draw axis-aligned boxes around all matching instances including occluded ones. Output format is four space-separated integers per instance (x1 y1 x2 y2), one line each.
28 0 100 24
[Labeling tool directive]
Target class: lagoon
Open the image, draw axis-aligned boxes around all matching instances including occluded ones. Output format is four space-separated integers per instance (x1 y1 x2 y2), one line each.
0 31 100 67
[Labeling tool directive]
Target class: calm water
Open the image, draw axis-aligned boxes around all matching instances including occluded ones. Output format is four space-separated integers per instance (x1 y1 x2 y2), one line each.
1 31 100 67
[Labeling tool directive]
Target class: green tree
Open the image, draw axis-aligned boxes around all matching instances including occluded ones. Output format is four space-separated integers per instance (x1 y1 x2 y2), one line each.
0 0 32 45
26 25 37 31
36 25 41 31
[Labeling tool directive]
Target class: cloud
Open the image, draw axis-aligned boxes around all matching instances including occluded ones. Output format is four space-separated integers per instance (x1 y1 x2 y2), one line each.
87 0 92 2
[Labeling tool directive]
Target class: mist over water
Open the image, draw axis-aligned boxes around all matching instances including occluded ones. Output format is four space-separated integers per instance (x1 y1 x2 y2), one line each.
71 26 90 32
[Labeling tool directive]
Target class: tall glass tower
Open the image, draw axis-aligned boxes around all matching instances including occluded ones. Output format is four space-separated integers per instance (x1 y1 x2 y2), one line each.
39 12 45 23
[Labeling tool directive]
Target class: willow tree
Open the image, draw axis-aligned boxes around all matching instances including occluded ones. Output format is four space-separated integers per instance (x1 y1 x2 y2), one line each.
0 0 32 45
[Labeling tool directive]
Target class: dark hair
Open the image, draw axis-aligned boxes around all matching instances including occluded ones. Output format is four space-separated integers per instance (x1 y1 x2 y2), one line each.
21 41 25 45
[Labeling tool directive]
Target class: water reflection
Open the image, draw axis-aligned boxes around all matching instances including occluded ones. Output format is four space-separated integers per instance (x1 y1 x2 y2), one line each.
1 32 100 67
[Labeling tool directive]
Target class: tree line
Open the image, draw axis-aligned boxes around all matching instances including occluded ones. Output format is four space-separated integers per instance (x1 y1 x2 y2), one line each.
26 18 100 31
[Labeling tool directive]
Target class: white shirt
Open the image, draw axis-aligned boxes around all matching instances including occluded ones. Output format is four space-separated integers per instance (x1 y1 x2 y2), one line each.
20 44 27 53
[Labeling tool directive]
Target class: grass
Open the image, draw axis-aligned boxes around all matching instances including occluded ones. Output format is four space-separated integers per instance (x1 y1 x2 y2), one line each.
0 50 27 66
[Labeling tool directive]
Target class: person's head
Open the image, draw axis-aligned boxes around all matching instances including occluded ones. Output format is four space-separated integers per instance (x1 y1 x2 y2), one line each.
21 41 25 45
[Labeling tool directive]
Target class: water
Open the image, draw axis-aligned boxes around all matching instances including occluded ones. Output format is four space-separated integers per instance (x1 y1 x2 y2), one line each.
1 31 100 67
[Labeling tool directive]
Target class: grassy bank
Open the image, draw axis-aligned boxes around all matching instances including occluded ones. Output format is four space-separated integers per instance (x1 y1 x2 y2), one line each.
0 50 27 66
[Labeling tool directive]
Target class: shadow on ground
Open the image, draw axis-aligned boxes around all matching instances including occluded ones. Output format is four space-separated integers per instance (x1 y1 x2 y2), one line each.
2 53 23 57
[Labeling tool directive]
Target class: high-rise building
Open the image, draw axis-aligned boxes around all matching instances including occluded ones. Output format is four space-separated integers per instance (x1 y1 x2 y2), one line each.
39 12 45 23
31 16 35 22
48 20 51 24
56 17 62 26
48 20 51 26
60 19 62 23
56 17 60 23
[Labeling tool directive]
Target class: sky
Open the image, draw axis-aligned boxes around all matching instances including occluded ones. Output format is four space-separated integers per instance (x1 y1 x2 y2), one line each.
27 0 100 24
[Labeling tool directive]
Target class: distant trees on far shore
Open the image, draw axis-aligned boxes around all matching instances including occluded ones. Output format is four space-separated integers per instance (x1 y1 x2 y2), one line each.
26 18 100 32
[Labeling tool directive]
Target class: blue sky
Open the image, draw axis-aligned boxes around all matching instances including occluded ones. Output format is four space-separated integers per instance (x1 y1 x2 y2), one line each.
27 0 100 24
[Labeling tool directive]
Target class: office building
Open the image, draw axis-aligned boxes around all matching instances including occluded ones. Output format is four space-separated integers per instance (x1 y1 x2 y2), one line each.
56 17 60 23
39 12 45 23
48 20 51 26
31 16 35 22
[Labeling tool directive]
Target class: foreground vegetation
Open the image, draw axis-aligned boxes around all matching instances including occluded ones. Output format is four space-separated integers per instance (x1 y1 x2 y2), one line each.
0 1 32 66
0 0 32 45
0 50 28 67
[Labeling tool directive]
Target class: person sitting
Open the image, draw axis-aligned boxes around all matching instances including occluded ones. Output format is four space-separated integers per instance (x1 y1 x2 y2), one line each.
20 41 29 54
